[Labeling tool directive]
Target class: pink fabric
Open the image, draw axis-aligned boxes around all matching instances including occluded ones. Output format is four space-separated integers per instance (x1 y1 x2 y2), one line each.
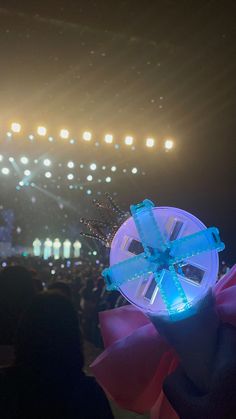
91 265 236 419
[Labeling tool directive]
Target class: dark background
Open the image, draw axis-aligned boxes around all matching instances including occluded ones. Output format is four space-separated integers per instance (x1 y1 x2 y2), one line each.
0 1 235 262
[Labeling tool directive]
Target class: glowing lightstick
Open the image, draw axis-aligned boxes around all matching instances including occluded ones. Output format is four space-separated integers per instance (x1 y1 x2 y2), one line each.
73 240 82 258
102 199 225 318
33 238 41 257
43 238 53 260
53 238 61 260
63 239 71 259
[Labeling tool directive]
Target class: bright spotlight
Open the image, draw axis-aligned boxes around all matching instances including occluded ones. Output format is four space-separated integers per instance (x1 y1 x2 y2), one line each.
45 171 52 178
111 166 117 172
67 161 74 169
83 131 92 141
87 175 93 181
105 176 111 183
37 126 47 136
24 169 31 176
104 134 113 144
164 139 174 150
1 167 10 175
125 136 133 146
0 155 3 162
67 173 74 180
131 167 138 174
60 129 69 139
20 156 29 165
11 122 21 133
90 163 97 171
43 159 51 167
146 138 155 148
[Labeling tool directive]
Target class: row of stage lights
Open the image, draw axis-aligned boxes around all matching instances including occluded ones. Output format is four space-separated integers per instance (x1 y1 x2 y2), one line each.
6 122 175 150
0 155 140 179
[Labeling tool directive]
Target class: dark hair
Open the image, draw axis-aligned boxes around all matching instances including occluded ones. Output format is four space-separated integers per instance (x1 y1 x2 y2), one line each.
0 266 36 344
48 281 72 299
15 291 84 382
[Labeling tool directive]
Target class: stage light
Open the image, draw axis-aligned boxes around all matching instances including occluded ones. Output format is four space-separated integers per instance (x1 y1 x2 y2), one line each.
28 134 34 140
19 181 24 186
87 189 92 195
24 169 31 176
60 129 69 139
9 157 14 162
45 171 52 178
131 167 138 174
1 167 10 175
67 173 74 180
164 138 174 150
87 175 93 181
90 163 97 171
111 166 117 172
0 155 3 161
6 132 12 138
20 156 29 165
104 134 113 144
48 136 54 142
105 176 111 183
37 126 47 136
125 136 133 146
83 131 92 141
43 158 51 167
67 161 74 169
11 122 21 133
146 138 155 148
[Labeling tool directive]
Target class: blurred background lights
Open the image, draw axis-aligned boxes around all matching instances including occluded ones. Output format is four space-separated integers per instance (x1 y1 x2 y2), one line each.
45 171 52 178
90 163 97 171
164 138 174 150
6 132 12 137
67 161 74 169
28 134 34 140
111 166 117 172
24 169 31 176
131 167 138 174
67 173 74 180
11 122 21 133
43 158 51 167
87 174 93 181
105 176 111 183
9 157 14 162
146 137 155 147
0 155 3 162
86 189 92 195
1 167 10 175
60 129 69 139
82 131 92 141
19 181 24 186
104 134 113 144
37 126 47 136
20 156 29 165
125 136 133 145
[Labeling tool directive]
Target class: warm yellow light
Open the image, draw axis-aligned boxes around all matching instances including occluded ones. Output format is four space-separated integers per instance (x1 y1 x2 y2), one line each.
60 129 69 139
11 122 21 133
164 139 174 150
146 138 155 148
37 126 47 136
124 136 133 146
83 131 92 141
104 134 113 144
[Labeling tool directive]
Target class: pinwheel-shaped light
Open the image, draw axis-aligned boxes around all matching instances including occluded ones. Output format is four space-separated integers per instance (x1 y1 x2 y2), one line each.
102 199 224 317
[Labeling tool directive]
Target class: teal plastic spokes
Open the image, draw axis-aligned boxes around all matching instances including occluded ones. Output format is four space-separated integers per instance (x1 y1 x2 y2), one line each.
102 200 225 315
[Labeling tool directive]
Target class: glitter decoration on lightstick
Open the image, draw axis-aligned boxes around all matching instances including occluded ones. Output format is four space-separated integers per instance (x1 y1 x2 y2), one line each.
81 197 225 317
